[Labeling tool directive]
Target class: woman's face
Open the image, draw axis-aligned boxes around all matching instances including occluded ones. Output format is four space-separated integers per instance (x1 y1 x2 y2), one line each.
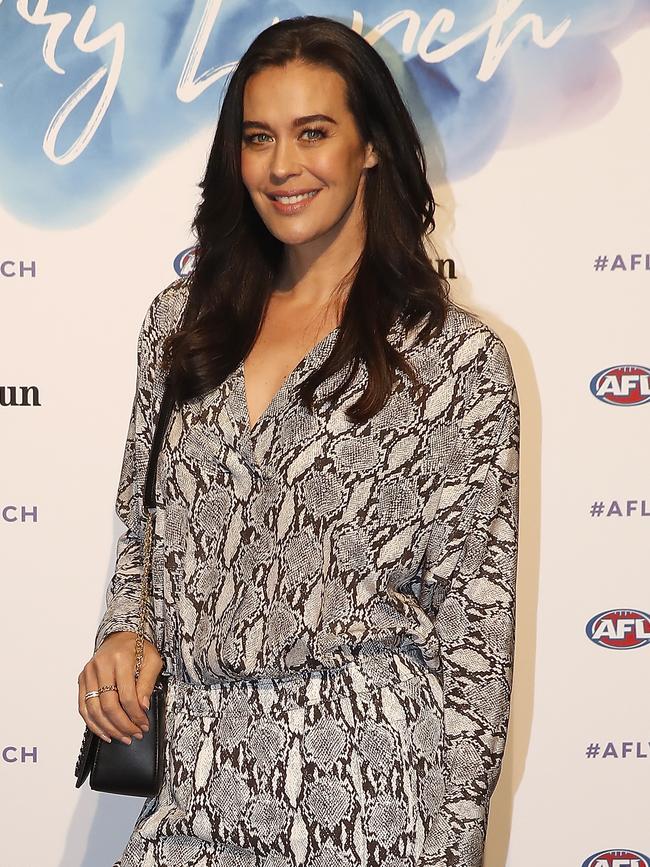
240 60 378 249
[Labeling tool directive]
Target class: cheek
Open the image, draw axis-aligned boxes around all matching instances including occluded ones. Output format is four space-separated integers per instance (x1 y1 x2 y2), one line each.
310 146 364 191
240 150 261 189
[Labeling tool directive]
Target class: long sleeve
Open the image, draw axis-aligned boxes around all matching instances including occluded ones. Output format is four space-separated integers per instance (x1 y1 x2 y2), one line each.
417 337 520 866
93 286 178 654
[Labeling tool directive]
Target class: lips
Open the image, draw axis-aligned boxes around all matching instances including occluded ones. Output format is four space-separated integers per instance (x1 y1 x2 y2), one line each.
267 188 321 199
267 188 322 215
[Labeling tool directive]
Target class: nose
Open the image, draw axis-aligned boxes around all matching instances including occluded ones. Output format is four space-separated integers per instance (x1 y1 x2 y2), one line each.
268 136 301 181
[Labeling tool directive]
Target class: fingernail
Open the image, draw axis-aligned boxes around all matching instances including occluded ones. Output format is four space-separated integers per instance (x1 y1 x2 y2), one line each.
121 736 132 745
143 696 150 710
141 724 150 732
101 734 112 743
133 731 143 740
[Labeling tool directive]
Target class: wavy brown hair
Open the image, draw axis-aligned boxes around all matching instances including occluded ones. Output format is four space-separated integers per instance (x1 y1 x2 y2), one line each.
164 15 451 424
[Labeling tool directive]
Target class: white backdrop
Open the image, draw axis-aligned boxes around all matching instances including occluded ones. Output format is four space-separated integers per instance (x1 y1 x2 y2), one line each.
1 3 648 865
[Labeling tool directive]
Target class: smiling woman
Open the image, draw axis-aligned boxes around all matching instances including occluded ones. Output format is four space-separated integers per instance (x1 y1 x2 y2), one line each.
79 14 520 867
166 17 452 431
240 63 378 258
236 59 383 427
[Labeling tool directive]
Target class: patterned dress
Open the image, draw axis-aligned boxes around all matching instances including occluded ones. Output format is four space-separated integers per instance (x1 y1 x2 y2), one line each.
94 277 520 867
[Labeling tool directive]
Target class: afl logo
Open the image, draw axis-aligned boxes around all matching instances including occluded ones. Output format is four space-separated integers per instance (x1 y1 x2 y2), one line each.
586 609 650 649
582 850 650 867
173 246 198 276
590 365 650 405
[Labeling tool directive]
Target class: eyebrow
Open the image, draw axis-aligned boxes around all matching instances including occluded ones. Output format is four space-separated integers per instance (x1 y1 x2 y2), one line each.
242 114 337 131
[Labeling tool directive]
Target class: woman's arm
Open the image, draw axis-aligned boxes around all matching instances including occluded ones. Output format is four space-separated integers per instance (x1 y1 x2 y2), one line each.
418 336 520 866
93 278 185 654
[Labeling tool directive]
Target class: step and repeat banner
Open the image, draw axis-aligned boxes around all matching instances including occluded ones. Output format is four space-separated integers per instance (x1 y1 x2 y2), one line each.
1 2 648 865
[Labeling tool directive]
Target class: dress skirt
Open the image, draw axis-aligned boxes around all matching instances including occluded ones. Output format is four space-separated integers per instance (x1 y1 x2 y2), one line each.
113 644 446 867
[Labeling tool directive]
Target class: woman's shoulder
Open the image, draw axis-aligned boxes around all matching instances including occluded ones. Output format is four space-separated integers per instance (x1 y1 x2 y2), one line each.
138 275 190 348
404 301 516 391
146 274 190 331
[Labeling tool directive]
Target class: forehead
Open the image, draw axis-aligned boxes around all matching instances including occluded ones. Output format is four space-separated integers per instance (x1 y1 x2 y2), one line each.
242 61 348 118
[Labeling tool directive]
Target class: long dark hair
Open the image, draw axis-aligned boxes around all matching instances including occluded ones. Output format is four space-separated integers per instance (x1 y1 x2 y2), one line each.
164 15 451 424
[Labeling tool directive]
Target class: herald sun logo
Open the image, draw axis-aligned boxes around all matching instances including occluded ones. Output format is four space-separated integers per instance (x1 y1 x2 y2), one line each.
173 246 198 276
582 850 650 867
590 365 650 405
586 609 650 649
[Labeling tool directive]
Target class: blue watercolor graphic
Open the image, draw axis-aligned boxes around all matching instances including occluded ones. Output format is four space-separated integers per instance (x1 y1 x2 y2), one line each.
0 0 647 227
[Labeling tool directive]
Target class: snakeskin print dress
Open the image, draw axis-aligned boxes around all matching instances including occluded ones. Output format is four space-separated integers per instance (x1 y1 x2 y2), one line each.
94 277 520 867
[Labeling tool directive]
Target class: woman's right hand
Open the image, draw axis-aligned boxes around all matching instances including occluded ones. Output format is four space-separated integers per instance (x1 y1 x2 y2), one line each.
77 631 164 744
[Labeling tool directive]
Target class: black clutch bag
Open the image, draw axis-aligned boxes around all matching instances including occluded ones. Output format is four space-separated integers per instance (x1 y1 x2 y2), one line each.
74 379 176 797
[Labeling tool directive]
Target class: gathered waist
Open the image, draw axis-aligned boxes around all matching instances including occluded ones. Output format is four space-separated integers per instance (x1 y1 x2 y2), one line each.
164 641 435 718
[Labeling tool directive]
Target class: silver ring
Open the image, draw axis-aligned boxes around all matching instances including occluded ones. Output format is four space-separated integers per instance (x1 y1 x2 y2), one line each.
84 684 118 701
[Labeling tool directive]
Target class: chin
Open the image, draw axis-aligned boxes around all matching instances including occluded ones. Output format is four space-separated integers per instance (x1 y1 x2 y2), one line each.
267 223 329 246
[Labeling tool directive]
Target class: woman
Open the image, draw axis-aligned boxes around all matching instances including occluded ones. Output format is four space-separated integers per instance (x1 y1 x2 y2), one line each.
78 15 520 867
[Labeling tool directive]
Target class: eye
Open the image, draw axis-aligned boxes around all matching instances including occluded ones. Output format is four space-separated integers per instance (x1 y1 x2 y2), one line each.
243 132 271 144
301 126 327 141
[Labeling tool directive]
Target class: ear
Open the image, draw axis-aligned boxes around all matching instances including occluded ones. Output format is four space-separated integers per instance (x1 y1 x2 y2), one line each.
364 142 379 169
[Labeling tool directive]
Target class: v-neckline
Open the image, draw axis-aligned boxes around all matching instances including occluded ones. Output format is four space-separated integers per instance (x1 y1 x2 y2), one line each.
222 315 406 476
238 325 341 439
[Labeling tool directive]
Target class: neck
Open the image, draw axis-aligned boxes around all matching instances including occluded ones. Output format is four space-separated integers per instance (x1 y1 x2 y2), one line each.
274 191 366 307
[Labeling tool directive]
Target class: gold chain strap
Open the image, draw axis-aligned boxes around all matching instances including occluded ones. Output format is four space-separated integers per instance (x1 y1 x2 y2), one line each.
134 508 154 681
